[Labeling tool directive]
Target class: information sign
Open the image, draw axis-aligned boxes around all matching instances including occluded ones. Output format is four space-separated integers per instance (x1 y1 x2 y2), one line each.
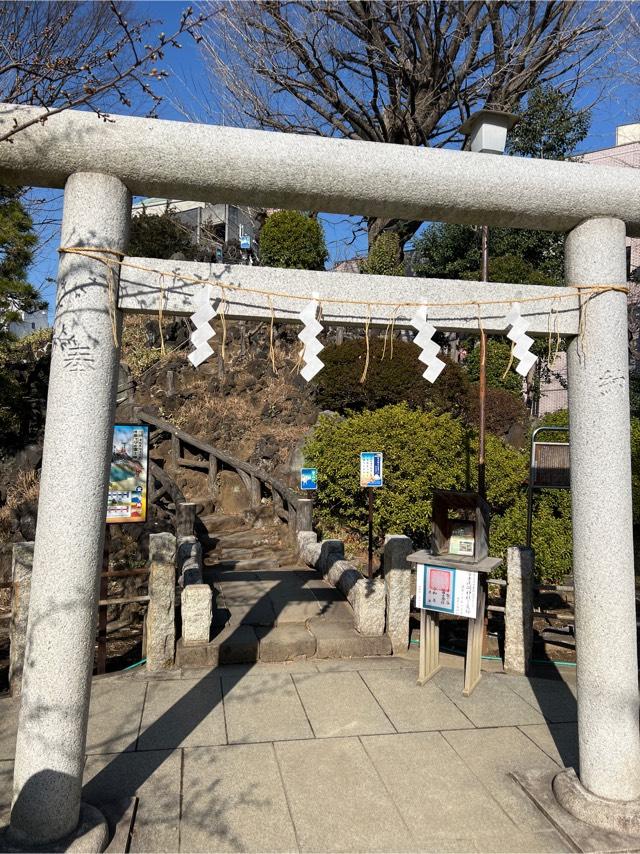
360 452 383 488
300 468 318 490
107 424 149 524
240 235 251 250
415 563 478 619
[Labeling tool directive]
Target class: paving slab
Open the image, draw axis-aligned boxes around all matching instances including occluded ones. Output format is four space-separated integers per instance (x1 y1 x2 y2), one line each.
83 749 180 854
222 671 313 743
443 727 561 832
181 743 298 853
137 677 226 750
86 678 147 754
293 671 395 737
0 759 12 825
435 669 546 727
360 668 474 733
214 576 277 626
254 570 325 623
512 768 640 853
471 829 570 853
361 731 514 839
314 656 414 672
275 737 415 852
0 697 18 761
519 722 579 770
500 675 578 723
257 624 316 662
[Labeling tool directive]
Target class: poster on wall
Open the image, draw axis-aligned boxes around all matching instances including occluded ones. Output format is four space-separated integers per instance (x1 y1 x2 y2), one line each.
415 564 478 619
106 424 149 524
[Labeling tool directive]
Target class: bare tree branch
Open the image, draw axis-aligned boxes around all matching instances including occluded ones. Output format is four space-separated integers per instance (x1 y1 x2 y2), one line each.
0 1 209 143
195 0 614 248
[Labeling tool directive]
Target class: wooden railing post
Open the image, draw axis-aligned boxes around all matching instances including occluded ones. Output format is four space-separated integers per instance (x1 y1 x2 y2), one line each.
250 475 261 508
176 502 196 539
208 454 218 494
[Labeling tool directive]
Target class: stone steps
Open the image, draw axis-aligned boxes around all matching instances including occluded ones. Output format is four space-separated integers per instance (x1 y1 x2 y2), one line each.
176 620 392 667
199 513 250 535
204 557 281 574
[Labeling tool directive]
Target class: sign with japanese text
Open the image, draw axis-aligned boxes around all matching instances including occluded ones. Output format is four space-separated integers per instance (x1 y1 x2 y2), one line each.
416 563 478 619
360 452 383 488
300 468 318 490
107 424 149 524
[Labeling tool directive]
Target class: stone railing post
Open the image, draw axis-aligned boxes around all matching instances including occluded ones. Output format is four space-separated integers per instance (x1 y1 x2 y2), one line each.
146 533 176 671
503 546 534 676
181 585 212 646
383 535 413 654
296 499 313 533
9 542 34 697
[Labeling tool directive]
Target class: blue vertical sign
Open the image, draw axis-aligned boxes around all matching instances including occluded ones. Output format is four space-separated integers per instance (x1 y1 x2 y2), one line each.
300 468 318 490
360 452 383 488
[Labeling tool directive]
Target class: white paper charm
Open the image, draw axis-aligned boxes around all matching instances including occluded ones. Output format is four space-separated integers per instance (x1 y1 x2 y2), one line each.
505 304 537 377
410 306 446 383
188 285 217 367
298 295 324 382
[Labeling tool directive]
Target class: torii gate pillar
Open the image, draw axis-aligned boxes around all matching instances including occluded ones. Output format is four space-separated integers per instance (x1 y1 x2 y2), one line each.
553 217 640 833
7 173 131 848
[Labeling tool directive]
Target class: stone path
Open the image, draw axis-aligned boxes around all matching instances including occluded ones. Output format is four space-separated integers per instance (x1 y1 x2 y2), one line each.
178 511 392 666
0 655 581 852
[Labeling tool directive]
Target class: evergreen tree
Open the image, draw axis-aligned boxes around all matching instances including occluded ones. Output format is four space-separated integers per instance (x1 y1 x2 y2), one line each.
128 207 196 260
360 233 404 276
258 211 327 270
412 87 590 284
0 186 41 340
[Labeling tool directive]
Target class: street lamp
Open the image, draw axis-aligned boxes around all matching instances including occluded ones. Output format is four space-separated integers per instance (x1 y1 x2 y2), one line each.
458 108 520 498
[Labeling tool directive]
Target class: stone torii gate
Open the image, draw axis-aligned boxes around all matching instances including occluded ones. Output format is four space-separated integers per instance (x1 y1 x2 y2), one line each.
1 102 640 848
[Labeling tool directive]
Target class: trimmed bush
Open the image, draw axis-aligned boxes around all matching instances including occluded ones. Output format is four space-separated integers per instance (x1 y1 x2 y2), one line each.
491 491 573 583
259 210 327 270
314 337 468 415
304 403 526 548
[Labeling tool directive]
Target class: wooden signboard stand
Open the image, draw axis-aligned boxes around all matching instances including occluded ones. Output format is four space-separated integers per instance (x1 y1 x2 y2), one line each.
409 490 501 697
409 552 501 696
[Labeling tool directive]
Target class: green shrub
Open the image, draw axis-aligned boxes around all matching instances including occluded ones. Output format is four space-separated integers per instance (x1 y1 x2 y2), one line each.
466 338 523 396
304 403 526 548
466 385 529 439
259 210 327 270
491 491 573 583
314 338 467 415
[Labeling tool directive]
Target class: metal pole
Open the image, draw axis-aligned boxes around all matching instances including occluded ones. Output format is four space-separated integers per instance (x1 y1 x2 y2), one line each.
478 224 489 498
367 488 374 579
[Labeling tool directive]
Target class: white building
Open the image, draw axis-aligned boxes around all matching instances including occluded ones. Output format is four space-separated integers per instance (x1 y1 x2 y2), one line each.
8 307 49 338
131 198 259 257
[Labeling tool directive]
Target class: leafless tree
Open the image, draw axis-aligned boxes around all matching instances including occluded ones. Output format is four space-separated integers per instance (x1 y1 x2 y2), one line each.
197 0 614 247
0 1 207 143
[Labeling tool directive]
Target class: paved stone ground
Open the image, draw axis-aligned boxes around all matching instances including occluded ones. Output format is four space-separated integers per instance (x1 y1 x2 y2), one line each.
0 655 581 853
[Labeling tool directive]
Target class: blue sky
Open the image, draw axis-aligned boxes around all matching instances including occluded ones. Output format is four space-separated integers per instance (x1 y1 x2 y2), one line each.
27 1 639 316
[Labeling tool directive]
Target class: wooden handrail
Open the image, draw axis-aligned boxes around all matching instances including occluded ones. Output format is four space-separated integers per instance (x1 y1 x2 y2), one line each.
136 408 302 518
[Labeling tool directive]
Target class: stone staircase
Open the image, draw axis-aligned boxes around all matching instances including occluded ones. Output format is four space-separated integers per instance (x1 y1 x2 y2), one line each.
136 409 392 667
177 506 391 667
